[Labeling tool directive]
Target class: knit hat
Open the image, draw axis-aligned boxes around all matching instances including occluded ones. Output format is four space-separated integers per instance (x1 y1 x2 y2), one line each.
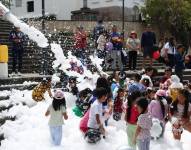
54 89 65 99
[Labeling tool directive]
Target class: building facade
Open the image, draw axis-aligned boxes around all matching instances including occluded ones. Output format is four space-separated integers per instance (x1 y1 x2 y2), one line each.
89 0 144 8
9 0 83 20
88 0 145 21
8 0 144 20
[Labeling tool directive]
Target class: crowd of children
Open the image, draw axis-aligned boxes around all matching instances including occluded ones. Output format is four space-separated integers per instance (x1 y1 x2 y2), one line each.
32 65 191 149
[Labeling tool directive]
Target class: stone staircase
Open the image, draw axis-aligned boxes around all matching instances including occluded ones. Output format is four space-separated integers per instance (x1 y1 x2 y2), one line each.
0 18 53 74
0 92 19 145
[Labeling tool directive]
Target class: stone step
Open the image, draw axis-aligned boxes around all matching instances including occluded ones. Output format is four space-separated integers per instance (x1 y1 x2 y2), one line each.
0 96 9 101
8 70 39 74
0 74 51 85
0 116 16 126
0 115 16 145
0 104 14 113
0 83 38 91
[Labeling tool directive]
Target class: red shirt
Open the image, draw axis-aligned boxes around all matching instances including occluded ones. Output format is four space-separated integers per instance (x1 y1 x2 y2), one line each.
127 105 139 124
74 31 87 49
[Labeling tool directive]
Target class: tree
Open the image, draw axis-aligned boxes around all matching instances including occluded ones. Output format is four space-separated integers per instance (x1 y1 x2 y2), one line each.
142 0 191 48
0 0 11 9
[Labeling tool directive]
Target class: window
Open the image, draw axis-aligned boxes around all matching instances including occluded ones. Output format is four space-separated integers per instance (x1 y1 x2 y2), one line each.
16 0 22 7
27 1 34 12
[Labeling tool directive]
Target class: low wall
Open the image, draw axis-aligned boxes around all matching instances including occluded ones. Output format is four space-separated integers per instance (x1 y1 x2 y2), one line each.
28 20 160 40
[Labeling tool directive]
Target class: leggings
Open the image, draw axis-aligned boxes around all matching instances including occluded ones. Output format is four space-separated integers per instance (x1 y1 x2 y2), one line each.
137 138 150 150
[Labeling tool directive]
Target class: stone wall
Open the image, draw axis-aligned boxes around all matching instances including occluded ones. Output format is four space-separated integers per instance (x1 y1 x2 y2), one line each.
28 20 160 41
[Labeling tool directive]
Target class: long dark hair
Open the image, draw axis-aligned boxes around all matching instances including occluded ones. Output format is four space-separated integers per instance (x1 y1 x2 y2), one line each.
96 77 109 88
157 96 166 118
136 97 149 114
96 77 112 98
170 89 190 118
94 87 108 99
52 98 66 111
126 91 141 121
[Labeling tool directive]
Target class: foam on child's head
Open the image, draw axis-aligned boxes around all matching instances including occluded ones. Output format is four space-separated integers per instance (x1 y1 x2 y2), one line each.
171 75 180 83
54 89 65 99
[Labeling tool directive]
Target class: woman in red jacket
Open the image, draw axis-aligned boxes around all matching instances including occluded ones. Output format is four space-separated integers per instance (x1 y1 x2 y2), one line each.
74 26 87 59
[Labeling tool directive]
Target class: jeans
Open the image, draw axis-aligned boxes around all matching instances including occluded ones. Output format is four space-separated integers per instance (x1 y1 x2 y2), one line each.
12 47 24 72
137 138 150 150
129 51 137 70
49 126 62 146
111 50 123 70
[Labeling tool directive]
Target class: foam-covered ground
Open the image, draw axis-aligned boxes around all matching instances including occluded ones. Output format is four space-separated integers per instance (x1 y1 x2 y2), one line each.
0 90 191 150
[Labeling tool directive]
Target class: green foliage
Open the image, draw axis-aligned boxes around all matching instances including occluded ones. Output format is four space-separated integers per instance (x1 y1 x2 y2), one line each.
0 0 11 8
142 0 191 47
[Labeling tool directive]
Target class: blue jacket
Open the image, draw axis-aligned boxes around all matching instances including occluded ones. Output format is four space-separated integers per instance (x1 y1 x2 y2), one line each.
141 31 156 47
174 51 185 70
93 24 105 41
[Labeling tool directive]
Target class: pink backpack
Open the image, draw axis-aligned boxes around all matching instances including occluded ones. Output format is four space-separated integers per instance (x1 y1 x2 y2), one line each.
79 109 90 133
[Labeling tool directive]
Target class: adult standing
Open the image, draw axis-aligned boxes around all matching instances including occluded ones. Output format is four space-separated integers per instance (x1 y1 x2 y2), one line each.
9 27 25 75
141 25 156 68
174 45 185 82
110 25 123 71
185 46 191 69
126 31 140 71
74 26 87 60
93 20 105 48
163 37 176 68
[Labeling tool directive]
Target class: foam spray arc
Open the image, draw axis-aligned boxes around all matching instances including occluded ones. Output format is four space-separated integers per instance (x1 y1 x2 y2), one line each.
0 2 48 48
0 2 104 87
